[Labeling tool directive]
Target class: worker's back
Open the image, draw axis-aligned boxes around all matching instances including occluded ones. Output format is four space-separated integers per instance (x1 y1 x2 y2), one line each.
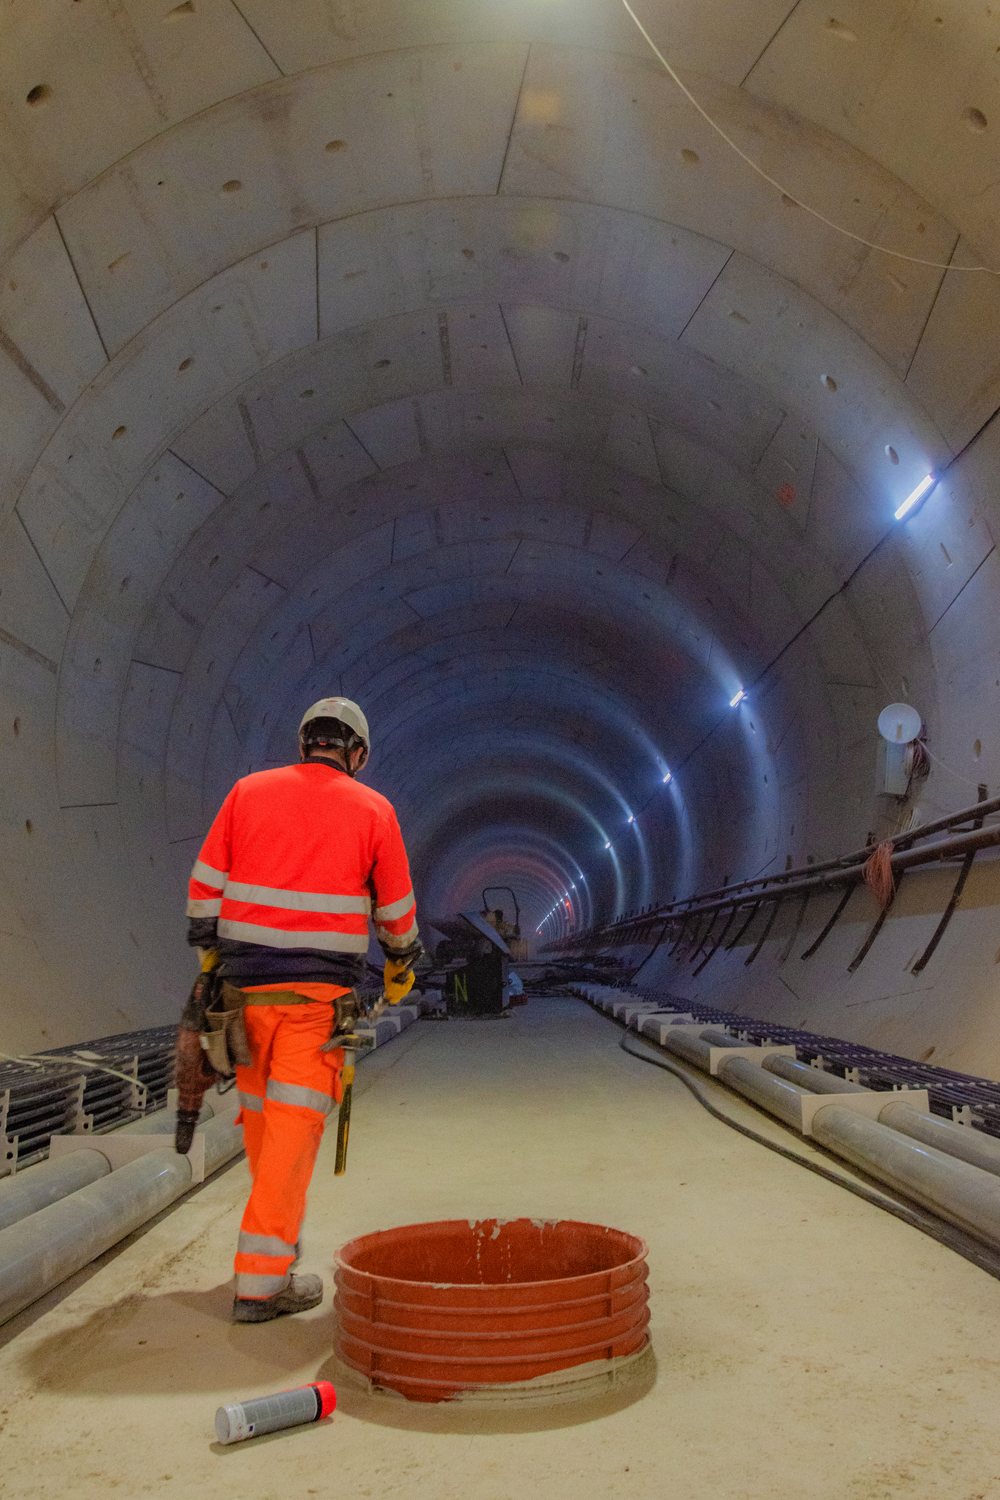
188 758 417 987
222 761 397 904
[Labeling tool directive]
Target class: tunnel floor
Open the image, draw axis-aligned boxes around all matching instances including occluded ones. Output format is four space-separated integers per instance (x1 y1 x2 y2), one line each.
2 998 999 1500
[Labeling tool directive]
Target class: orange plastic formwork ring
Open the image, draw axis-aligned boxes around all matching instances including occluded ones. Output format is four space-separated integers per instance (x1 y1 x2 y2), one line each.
334 1321 650 1394
333 1275 649 1333
337 1295 649 1356
334 1218 650 1402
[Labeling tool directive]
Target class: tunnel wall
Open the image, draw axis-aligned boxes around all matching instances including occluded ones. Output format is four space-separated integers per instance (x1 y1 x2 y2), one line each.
631 420 1000 1075
0 4 999 1060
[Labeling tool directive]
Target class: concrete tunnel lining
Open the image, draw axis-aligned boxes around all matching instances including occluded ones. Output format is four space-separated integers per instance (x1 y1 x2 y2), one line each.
1 0 996 1051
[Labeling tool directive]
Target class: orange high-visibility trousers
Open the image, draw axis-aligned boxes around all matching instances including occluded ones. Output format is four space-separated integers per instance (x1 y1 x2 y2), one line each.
233 1000 344 1299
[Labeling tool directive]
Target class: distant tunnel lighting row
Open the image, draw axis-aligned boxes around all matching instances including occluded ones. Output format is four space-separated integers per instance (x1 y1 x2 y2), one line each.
537 876 587 932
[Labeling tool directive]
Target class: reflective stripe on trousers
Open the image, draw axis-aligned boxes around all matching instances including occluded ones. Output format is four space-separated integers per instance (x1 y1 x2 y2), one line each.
238 1231 297 1259
265 1077 335 1114
233 1001 344 1299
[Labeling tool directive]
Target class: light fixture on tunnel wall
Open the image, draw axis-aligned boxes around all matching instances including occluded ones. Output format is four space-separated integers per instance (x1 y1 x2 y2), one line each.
878 703 922 744
730 688 747 708
627 814 634 824
662 771 672 783
604 841 612 850
877 702 923 796
894 474 937 521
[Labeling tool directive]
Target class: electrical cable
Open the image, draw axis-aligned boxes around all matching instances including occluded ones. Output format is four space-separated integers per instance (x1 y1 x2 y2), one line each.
620 0 999 276
618 1027 1000 1281
627 912 674 981
920 742 990 791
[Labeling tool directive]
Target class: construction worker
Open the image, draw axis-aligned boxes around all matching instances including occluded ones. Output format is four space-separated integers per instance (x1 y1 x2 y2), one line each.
185 697 421 1323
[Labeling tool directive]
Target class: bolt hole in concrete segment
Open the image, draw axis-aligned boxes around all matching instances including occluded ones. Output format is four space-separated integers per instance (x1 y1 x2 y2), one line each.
2 1000 1000 1498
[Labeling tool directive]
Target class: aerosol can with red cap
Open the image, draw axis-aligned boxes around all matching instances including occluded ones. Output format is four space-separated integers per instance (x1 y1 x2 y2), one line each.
215 1381 336 1444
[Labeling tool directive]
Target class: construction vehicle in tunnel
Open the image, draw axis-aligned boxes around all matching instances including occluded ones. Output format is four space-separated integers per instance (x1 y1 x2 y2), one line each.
427 910 512 1015
481 887 530 962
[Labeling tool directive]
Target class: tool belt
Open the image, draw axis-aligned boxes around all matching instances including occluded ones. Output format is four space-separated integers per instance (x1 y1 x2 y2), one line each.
240 987 358 1035
198 980 253 1077
200 984 360 1071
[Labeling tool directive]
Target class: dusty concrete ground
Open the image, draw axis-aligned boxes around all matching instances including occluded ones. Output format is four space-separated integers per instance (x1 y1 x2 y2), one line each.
2 997 999 1500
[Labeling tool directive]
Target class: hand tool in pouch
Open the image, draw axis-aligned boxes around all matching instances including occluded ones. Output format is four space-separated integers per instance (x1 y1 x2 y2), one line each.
174 955 250 1154
174 953 223 1154
333 1033 374 1175
318 988 378 1175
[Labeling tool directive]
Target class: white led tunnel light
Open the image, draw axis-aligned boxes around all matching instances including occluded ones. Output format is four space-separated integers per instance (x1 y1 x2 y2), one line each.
895 474 936 521
730 688 747 708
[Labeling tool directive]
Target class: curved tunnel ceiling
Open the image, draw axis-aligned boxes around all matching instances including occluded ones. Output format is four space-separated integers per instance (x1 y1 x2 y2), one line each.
2 0 1000 1043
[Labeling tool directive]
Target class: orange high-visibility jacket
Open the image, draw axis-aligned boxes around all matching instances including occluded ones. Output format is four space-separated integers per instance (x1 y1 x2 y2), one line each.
187 760 418 987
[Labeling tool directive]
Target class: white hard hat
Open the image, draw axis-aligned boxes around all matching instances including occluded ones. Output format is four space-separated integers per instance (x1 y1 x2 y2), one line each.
299 697 370 754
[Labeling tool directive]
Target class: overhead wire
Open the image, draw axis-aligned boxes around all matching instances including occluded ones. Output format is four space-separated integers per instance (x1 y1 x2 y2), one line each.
920 742 991 791
620 0 999 276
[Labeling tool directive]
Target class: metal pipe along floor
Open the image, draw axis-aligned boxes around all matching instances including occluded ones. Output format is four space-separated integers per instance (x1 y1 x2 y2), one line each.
2 998 999 1500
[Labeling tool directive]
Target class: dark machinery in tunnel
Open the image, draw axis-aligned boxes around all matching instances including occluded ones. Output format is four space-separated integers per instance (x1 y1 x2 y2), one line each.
427 911 512 1016
481 886 525 955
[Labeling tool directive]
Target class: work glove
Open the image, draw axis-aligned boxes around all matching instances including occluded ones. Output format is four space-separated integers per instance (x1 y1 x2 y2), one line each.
383 957 416 1005
196 947 220 972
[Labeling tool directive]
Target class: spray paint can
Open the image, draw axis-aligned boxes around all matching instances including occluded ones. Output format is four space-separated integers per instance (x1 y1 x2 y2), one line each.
215 1380 336 1444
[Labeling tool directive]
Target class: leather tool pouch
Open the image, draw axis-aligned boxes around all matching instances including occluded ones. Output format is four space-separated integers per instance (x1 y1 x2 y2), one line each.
200 980 253 1076
320 988 360 1052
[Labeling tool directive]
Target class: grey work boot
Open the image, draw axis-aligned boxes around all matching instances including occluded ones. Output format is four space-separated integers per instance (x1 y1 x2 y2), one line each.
232 1273 323 1323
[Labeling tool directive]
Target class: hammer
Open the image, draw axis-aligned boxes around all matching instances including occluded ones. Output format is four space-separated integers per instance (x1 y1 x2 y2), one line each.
333 1033 375 1175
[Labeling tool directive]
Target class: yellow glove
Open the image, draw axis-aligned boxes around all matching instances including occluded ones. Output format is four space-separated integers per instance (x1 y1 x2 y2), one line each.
384 958 416 1005
197 947 220 973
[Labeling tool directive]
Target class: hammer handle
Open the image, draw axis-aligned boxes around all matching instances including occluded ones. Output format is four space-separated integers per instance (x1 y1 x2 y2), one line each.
334 1062 355 1175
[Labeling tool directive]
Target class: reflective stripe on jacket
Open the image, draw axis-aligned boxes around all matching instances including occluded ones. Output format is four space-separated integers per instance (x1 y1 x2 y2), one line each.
187 761 418 956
